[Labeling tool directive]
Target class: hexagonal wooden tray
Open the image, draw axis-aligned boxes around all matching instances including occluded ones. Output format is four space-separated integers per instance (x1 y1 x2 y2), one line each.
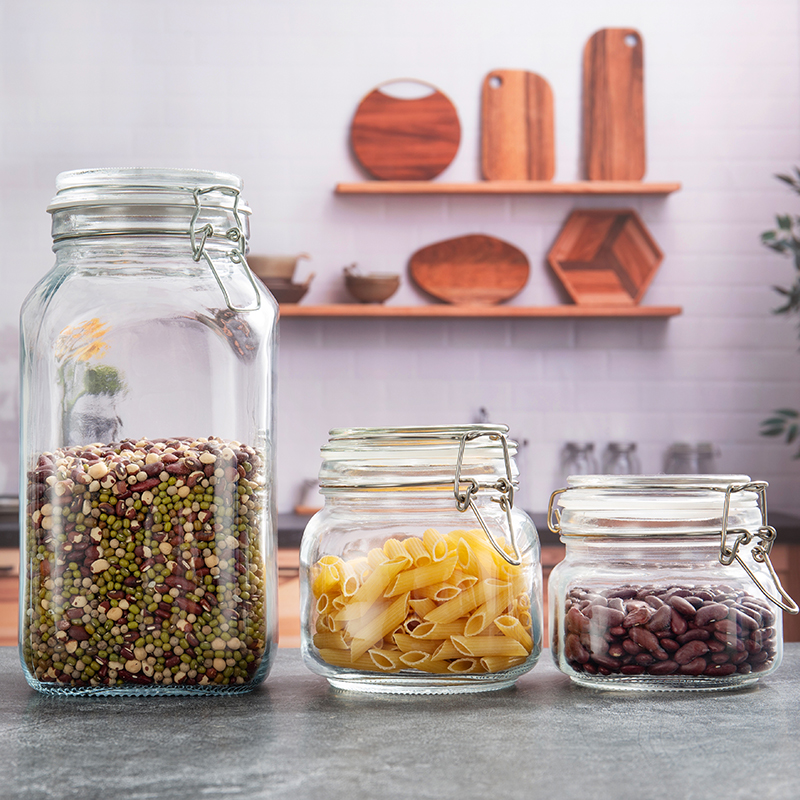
547 209 663 305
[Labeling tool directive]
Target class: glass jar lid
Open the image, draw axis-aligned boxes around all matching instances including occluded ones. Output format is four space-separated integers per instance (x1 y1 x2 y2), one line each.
548 474 799 614
47 167 260 313
319 425 523 566
319 424 518 488
47 168 250 213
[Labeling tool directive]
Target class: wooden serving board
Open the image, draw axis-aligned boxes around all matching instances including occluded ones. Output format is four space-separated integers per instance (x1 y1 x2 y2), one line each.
409 234 530 305
481 69 555 181
547 209 662 305
350 81 461 181
583 28 645 180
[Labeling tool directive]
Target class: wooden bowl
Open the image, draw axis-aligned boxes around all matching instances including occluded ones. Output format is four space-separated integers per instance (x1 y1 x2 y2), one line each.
248 253 310 282
344 272 400 304
259 275 314 304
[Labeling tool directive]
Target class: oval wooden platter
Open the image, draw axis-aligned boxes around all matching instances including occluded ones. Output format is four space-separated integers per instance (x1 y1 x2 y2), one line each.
350 81 461 181
409 234 530 305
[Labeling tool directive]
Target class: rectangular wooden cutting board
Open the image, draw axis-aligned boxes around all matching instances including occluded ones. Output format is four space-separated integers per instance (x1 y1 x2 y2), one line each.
583 29 645 181
481 70 555 181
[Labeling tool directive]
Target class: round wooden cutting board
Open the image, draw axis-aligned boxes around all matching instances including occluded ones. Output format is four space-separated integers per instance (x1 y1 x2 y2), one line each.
409 234 530 305
350 80 461 181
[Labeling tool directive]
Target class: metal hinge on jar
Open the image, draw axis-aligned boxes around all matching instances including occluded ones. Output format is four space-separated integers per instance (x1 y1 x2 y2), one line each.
189 185 261 313
453 429 522 566
720 481 799 614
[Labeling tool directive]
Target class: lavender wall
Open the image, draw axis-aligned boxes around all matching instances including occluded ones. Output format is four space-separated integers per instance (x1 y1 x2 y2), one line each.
1 1 799 512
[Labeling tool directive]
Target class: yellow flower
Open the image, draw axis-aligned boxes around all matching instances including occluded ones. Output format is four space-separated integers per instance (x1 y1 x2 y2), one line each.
55 317 110 363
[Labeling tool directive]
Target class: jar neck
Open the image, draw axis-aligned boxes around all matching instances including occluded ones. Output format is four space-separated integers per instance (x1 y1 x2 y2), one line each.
562 535 725 565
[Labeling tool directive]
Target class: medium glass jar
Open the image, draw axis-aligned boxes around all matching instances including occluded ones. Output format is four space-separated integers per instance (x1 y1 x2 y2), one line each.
300 425 543 693
548 475 798 691
19 168 278 695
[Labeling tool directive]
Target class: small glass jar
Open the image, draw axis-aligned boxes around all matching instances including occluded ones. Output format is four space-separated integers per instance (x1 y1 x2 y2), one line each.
601 442 640 475
19 168 278 695
548 475 798 691
300 425 543 694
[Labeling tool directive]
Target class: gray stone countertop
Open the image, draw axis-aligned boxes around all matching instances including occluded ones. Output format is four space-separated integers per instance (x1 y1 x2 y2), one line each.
1 645 799 800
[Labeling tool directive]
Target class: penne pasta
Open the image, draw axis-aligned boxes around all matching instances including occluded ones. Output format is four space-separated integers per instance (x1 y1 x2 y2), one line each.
414 582 461 602
431 639 461 660
450 569 478 591
480 655 526 673
398 652 452 673
494 614 534 652
313 631 349 651
451 635 529 659
350 593 410 660
410 620 467 639
316 592 335 615
309 526 538 678
463 584 515 636
367 547 390 569
382 538 407 560
369 648 404 671
448 658 481 674
393 632 441 654
403 536 432 566
385 554 458 597
422 528 450 562
408 597 437 617
317 648 375 671
312 562 341 597
423 579 508 624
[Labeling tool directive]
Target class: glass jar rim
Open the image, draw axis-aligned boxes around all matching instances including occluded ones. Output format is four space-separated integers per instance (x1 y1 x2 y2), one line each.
318 424 518 490
550 474 764 538
47 167 250 214
322 424 517 454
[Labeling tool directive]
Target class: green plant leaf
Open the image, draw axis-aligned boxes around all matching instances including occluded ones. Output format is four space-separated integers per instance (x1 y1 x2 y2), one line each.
762 231 776 241
778 214 792 230
776 408 800 418
787 424 799 443
761 428 785 437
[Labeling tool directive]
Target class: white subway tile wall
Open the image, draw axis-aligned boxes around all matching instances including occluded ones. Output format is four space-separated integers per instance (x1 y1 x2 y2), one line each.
1 1 799 513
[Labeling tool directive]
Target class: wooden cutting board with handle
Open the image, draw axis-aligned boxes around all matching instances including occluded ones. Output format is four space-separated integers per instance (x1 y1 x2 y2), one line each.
350 79 461 181
583 28 645 180
481 69 555 181
409 234 529 305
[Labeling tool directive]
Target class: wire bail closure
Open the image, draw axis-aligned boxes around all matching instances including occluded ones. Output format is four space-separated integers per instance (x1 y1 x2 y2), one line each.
453 430 521 566
189 186 261 313
720 481 799 614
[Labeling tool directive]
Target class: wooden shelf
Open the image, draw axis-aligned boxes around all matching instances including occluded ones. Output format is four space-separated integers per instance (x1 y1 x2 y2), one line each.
279 305 682 318
335 180 682 196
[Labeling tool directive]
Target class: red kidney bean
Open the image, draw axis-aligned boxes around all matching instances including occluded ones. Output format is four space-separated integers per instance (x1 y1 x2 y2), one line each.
694 603 731 626
623 607 651 627
704 663 737 677
590 606 626 628
676 628 711 645
674 640 710 665
648 660 679 675
647 605 673 632
562 583 779 682
679 657 708 675
668 595 697 617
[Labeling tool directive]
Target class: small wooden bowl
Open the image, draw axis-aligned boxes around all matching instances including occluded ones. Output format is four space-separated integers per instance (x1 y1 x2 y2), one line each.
344 269 400 304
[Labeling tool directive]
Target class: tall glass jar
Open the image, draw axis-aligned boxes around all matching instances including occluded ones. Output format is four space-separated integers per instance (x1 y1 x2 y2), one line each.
300 425 543 694
548 475 798 691
19 168 278 695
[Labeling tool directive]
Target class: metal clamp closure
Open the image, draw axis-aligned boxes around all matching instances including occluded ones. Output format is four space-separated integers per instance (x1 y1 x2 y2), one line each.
453 430 521 566
547 488 567 534
190 186 261 313
720 481 799 614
